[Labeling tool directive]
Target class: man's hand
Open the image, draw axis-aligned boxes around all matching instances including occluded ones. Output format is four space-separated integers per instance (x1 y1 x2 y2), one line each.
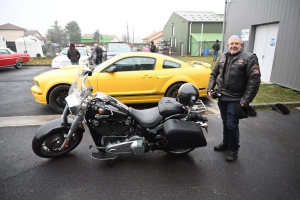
208 90 214 98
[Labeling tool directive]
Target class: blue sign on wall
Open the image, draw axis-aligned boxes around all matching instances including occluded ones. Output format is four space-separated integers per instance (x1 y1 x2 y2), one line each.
270 38 276 46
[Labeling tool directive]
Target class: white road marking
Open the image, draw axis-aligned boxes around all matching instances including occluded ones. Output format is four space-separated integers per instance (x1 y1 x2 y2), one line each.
0 115 61 127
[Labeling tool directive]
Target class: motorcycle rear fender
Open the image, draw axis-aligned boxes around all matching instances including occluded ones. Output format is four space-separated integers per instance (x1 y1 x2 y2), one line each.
34 118 85 139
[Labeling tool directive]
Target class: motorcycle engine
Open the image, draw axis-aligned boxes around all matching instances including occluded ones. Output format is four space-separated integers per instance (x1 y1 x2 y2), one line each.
129 136 147 155
104 135 147 155
91 119 131 136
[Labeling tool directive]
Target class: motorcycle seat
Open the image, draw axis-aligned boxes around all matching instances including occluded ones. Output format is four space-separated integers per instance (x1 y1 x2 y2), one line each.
129 107 163 128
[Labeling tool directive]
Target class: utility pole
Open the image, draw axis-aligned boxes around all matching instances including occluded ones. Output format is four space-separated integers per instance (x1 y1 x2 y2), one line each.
127 23 129 43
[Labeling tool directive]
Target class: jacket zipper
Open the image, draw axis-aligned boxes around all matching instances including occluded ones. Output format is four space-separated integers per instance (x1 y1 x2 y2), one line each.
224 55 233 89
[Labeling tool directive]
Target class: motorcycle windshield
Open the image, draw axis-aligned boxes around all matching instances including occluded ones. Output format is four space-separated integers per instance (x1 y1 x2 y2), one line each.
69 68 92 98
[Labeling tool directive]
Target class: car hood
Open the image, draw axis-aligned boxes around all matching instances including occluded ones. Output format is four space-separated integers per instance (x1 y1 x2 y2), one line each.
34 65 89 85
53 55 88 62
106 51 128 56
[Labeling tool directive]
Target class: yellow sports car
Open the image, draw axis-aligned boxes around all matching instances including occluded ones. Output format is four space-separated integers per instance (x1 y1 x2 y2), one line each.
31 52 211 113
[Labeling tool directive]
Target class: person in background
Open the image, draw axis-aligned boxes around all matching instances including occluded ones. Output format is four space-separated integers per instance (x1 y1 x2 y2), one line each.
207 35 261 162
150 41 156 53
67 43 80 65
90 47 97 65
143 45 150 52
94 44 103 64
212 39 220 62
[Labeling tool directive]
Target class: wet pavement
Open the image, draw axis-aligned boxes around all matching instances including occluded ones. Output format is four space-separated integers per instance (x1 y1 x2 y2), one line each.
1 109 300 200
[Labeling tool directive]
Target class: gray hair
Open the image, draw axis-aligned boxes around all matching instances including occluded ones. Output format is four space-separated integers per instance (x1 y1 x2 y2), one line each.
228 35 243 44
94 43 98 46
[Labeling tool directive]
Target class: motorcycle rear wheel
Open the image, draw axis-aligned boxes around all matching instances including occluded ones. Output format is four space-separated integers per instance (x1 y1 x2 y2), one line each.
32 129 83 158
164 148 195 155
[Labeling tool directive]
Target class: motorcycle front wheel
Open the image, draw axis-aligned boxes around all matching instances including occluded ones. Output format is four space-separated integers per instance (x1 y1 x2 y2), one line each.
164 148 195 155
32 129 83 158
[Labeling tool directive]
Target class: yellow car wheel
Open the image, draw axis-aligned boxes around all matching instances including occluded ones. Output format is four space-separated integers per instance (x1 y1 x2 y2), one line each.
165 83 184 98
49 85 70 113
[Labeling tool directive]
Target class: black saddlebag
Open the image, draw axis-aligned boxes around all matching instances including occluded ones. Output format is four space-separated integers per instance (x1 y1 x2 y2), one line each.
158 97 185 117
163 119 207 149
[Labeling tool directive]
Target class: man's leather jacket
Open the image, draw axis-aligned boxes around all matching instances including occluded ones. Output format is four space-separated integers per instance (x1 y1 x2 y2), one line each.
208 48 261 105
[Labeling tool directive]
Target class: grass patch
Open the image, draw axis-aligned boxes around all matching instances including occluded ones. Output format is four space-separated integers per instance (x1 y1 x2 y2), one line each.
253 84 300 104
25 57 53 65
26 55 300 104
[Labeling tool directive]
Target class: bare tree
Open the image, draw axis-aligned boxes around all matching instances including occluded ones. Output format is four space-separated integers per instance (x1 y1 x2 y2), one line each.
121 33 130 43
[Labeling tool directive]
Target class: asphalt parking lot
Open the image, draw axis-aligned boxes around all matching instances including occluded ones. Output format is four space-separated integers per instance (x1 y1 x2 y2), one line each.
0 66 300 199
1 109 300 199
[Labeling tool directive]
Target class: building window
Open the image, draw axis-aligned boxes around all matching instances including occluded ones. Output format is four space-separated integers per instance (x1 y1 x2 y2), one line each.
174 38 176 47
172 25 175 35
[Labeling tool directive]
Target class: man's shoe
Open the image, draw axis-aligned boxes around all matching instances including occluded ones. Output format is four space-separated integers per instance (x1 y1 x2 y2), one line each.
226 151 238 162
214 143 229 151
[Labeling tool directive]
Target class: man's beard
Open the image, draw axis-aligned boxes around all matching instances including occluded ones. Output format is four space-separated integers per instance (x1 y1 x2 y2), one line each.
229 48 240 54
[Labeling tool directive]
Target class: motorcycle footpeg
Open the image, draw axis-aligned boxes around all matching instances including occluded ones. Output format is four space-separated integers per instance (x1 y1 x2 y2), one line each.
91 152 117 160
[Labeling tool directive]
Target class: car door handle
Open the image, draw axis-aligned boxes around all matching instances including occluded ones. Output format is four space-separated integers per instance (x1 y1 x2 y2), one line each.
142 75 152 78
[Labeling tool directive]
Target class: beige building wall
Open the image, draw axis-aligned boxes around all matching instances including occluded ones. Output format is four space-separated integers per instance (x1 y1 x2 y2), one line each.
0 30 25 41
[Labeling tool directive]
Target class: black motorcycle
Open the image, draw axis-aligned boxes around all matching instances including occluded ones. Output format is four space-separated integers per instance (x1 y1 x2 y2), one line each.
32 68 208 165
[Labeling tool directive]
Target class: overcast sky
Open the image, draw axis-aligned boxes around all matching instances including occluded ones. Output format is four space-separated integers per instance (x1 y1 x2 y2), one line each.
0 0 224 42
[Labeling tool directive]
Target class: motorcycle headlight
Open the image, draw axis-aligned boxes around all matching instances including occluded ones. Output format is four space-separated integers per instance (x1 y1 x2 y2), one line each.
65 93 81 115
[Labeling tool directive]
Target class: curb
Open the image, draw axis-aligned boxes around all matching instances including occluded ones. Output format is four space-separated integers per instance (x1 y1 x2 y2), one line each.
202 97 300 114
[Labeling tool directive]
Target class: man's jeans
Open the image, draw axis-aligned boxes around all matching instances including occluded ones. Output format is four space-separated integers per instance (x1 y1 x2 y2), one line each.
213 50 218 61
71 61 79 65
96 57 102 65
218 100 240 152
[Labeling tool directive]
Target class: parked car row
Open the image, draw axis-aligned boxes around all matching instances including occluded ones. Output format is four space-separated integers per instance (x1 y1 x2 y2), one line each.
0 47 30 69
103 43 132 60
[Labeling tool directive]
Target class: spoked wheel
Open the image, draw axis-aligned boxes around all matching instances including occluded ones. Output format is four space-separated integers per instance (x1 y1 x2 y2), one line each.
165 83 183 98
164 147 195 155
49 85 70 113
32 129 83 158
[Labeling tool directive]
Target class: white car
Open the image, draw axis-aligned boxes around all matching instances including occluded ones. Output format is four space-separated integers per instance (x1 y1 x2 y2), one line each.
51 47 89 69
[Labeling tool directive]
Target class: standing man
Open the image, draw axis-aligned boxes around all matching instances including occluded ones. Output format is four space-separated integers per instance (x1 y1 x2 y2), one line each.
150 41 156 53
207 35 261 162
94 44 103 65
212 39 220 62
67 43 80 65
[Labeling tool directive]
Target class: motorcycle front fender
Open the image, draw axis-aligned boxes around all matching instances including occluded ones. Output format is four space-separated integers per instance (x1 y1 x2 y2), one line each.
34 118 85 139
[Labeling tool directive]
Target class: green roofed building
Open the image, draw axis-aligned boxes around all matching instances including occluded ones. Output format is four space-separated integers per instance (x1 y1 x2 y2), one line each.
81 34 120 46
163 11 224 56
